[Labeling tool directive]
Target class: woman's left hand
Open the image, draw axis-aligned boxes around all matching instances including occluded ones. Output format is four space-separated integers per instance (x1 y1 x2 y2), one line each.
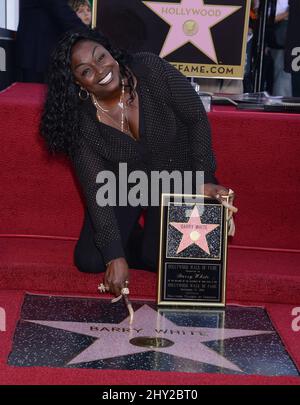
201 183 238 236
201 183 238 214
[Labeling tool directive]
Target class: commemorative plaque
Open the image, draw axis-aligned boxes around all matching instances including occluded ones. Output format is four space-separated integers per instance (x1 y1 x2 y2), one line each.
157 194 229 307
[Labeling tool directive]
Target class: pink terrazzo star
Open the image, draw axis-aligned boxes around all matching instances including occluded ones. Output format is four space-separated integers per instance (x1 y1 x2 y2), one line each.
25 305 272 370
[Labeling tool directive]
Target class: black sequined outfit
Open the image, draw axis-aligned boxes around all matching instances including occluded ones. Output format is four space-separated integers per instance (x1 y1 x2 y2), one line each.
71 53 216 272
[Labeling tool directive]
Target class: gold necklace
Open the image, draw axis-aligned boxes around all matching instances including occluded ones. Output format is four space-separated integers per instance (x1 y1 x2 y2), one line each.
98 107 131 135
91 79 129 133
93 79 124 112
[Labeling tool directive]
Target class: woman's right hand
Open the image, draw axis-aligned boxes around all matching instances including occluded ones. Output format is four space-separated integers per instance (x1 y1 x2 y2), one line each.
104 257 129 297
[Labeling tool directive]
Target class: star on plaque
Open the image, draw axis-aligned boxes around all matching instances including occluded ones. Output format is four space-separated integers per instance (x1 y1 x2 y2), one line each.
143 0 241 62
169 205 219 255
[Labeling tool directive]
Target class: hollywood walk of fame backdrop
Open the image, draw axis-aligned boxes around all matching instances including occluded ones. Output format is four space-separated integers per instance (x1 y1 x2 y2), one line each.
157 194 228 307
93 0 251 78
8 294 299 376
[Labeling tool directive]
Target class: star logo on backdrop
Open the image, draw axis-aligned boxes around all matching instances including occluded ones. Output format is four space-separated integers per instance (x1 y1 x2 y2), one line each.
25 305 272 371
143 0 241 62
169 205 219 254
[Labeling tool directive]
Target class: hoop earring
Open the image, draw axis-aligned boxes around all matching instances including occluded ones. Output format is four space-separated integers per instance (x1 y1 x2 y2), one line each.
115 60 119 66
79 87 90 100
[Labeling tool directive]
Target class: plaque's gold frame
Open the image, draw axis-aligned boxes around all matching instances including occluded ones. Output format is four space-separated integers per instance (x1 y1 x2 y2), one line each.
91 0 250 79
157 193 229 308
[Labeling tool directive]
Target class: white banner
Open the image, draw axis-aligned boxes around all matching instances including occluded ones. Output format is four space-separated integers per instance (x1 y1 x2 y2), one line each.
0 0 19 31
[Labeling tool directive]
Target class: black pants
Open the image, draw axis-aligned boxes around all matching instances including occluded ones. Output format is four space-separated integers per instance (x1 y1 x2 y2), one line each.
74 206 160 273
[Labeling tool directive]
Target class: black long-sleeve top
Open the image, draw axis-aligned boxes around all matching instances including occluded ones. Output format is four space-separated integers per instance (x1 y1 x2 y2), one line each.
71 53 217 264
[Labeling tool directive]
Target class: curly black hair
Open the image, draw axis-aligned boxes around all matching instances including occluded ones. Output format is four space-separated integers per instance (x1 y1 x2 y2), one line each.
40 29 135 157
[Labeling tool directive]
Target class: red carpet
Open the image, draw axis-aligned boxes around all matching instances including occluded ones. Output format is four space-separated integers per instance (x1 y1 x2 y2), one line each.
0 237 300 304
0 83 300 384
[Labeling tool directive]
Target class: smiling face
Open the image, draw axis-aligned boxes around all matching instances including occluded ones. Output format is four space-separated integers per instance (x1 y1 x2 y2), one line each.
71 40 121 100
